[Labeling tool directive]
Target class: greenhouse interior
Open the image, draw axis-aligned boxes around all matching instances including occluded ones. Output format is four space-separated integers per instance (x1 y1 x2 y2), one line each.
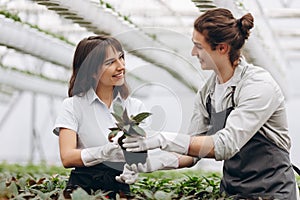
0 0 300 173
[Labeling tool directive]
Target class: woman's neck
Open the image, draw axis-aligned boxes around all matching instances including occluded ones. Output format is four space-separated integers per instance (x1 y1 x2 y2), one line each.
96 86 114 108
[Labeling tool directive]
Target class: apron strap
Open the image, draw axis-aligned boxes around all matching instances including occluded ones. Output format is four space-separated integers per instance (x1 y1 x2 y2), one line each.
206 95 212 119
292 164 300 176
230 86 236 107
206 86 236 118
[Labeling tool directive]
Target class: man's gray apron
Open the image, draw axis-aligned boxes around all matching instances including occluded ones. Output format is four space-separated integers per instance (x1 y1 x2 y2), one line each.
205 86 297 199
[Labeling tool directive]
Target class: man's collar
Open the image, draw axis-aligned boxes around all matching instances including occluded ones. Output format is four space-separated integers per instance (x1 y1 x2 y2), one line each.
208 57 249 92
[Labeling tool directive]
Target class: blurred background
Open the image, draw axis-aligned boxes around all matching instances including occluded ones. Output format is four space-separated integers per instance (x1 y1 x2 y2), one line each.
0 0 299 172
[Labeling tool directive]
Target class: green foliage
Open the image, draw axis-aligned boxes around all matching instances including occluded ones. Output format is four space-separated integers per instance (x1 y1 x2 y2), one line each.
108 102 151 142
0 63 68 84
71 187 111 200
0 162 112 199
0 10 21 22
0 161 70 175
0 10 74 46
0 162 69 199
297 175 300 191
99 0 134 24
0 162 299 199
27 24 75 46
130 170 229 200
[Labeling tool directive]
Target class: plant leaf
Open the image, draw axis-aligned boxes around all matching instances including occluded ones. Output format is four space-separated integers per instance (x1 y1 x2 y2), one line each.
71 187 92 200
141 189 154 199
123 124 131 133
108 130 120 142
111 113 123 123
37 177 45 184
123 127 138 136
154 190 173 200
116 122 124 130
122 108 131 124
131 125 146 136
7 181 19 198
109 127 120 131
113 102 123 117
28 179 36 186
132 112 152 123
93 189 112 198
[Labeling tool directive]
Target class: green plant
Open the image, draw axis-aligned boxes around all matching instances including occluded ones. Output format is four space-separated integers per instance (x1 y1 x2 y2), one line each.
108 101 151 143
108 101 151 165
130 173 231 200
0 163 299 199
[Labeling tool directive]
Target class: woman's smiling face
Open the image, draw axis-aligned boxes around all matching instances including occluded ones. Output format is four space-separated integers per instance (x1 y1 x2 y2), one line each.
98 46 125 88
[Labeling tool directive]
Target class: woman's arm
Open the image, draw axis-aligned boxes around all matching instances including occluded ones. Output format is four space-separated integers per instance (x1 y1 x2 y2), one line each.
59 128 84 168
59 128 121 168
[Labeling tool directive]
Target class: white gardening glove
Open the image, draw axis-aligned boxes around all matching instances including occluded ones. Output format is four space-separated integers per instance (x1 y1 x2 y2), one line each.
115 164 139 184
122 131 191 155
128 149 179 173
81 142 121 167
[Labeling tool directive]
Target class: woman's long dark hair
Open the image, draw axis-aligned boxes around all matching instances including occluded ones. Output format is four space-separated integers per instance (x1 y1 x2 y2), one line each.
68 35 129 98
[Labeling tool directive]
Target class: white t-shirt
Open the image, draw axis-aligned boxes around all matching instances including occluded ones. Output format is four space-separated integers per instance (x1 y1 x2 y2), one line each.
53 88 148 149
214 77 234 112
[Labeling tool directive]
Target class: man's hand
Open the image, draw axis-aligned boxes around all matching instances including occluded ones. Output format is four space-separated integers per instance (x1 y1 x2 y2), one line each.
115 164 138 184
122 134 160 152
122 131 191 155
125 149 179 173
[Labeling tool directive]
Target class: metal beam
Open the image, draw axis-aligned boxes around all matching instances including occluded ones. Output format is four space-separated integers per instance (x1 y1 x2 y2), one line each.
275 29 300 37
0 67 67 98
265 8 300 18
280 42 300 53
0 91 22 130
33 0 205 92
285 52 300 60
0 17 74 69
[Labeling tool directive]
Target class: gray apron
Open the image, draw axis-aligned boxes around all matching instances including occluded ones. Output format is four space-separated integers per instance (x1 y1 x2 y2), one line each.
206 86 297 199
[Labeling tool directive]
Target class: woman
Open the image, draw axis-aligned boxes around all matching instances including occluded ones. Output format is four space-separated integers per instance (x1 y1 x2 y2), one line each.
53 35 146 199
123 8 299 199
53 35 193 199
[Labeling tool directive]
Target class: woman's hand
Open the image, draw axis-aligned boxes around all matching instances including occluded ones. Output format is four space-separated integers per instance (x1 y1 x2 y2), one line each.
81 142 121 167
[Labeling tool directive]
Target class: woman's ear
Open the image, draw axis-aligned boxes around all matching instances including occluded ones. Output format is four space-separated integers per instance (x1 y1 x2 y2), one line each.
217 43 229 54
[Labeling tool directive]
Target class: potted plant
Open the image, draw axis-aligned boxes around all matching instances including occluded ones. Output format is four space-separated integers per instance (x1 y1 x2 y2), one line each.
108 102 152 165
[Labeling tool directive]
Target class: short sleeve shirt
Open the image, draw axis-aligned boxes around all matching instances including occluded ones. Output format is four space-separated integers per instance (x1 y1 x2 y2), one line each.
53 88 148 149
